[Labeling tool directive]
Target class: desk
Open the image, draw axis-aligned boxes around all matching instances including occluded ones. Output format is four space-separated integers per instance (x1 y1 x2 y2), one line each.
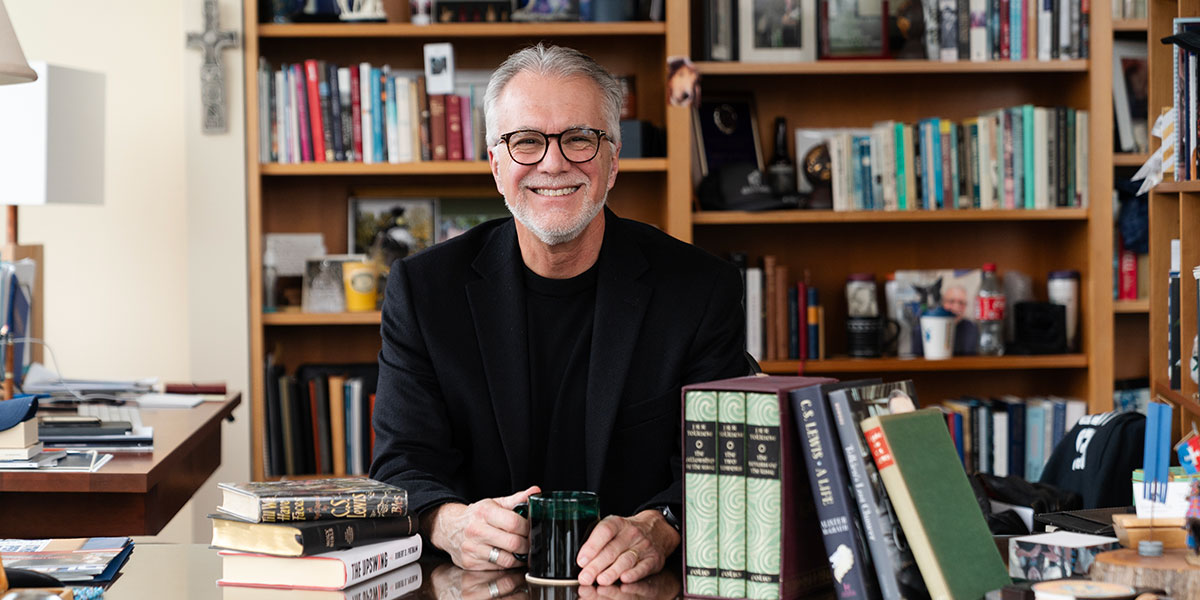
103 544 683 600
0 394 241 537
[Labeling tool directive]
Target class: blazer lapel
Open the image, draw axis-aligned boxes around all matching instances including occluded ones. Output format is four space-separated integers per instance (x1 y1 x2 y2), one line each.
584 215 650 490
466 222 532 490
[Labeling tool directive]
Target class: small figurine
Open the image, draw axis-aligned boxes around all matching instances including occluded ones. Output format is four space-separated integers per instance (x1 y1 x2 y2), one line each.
1184 479 1200 565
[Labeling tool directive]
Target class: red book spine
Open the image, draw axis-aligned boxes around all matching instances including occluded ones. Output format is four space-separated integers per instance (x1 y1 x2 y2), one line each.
349 66 363 163
293 64 312 162
304 59 326 163
309 379 322 474
999 0 1011 60
446 94 464 161
1119 249 1138 299
429 94 447 161
796 281 808 361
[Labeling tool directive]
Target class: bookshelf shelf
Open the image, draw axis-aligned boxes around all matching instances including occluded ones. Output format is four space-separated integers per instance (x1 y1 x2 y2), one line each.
692 208 1089 225
1114 298 1150 313
1114 152 1150 166
1113 19 1148 31
259 158 667 176
258 21 666 38
695 59 1089 76
263 310 382 325
1154 181 1200 193
759 354 1088 374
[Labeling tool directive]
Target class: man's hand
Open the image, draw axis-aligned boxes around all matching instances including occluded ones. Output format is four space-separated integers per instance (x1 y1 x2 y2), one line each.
430 562 529 600
425 486 541 570
576 569 681 600
576 509 680 585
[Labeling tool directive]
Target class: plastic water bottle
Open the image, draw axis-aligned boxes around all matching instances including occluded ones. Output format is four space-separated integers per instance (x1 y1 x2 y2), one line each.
977 263 1006 356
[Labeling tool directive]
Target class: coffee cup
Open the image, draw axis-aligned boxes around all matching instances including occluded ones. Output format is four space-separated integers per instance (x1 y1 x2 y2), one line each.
846 316 900 358
514 491 600 584
919 308 956 360
341 260 378 312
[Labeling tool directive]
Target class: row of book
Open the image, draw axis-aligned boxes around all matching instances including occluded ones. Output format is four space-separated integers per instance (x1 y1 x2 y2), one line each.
730 253 825 363
255 58 489 165
682 376 1012 600
925 0 1091 62
940 394 1087 481
802 105 1090 213
1112 0 1146 18
263 355 378 478
1173 19 1200 182
212 477 422 596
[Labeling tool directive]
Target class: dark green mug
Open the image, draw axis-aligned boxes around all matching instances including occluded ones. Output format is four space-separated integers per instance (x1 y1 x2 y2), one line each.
514 491 600 582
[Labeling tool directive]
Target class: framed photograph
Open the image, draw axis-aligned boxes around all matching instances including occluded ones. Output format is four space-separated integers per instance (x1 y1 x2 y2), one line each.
819 0 889 58
437 197 509 242
738 0 817 62
1113 40 1149 153
348 197 439 267
693 94 764 177
301 254 367 313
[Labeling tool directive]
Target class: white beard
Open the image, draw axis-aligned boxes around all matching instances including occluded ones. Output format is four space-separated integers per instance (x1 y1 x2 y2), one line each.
505 188 606 246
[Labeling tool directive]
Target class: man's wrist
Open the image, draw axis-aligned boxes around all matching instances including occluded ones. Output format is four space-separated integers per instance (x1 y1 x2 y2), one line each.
651 504 681 534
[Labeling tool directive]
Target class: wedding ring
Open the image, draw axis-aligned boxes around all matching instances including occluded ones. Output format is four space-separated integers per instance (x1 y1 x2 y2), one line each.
488 546 501 564
488 581 501 598
623 548 640 563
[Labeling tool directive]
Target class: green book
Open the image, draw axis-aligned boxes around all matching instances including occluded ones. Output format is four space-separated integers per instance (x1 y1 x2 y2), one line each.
745 390 782 600
717 390 746 598
860 408 1011 600
684 389 719 596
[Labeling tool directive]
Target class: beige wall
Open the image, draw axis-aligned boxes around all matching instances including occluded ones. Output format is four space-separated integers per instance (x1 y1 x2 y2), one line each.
4 0 249 542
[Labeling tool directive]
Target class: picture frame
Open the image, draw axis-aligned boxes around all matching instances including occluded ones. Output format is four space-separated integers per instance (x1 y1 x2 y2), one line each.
738 0 817 62
1112 39 1149 153
819 0 890 59
693 94 764 177
437 197 509 242
301 254 368 313
348 197 439 266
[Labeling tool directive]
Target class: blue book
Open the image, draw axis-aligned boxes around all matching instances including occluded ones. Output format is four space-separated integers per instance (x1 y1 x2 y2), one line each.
999 396 1026 478
807 287 820 360
789 381 881 599
1050 398 1067 451
370 67 385 162
931 119 944 209
1025 399 1045 481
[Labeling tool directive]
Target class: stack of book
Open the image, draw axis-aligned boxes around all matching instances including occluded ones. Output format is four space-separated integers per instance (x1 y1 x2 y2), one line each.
0 536 134 585
212 477 422 597
0 417 57 468
682 375 1012 600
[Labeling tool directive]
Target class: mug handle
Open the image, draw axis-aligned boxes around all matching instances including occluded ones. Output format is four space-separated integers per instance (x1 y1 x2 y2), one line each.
512 502 529 562
881 317 901 350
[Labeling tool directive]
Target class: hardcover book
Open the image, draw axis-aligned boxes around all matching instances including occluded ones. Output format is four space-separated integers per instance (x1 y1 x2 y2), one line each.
861 408 1011 600
218 535 421 590
684 375 836 600
683 389 719 596
210 513 419 557
827 380 924 600
220 561 422 600
717 390 747 598
788 380 881 599
217 478 408 523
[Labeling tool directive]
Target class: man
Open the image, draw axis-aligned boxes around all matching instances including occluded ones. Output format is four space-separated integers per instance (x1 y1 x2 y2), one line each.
941 284 979 355
369 44 748 585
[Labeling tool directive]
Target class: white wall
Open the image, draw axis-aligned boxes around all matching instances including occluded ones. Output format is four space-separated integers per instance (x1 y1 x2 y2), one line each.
4 0 249 542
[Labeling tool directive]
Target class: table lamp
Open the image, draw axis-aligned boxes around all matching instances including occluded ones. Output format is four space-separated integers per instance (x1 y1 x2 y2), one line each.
0 0 105 386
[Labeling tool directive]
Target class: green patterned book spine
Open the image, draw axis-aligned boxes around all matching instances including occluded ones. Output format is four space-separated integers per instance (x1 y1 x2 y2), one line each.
746 391 782 600
684 389 719 596
717 390 747 598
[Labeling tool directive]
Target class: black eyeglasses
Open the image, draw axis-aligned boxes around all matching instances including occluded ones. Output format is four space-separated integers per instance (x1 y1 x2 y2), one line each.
498 128 608 165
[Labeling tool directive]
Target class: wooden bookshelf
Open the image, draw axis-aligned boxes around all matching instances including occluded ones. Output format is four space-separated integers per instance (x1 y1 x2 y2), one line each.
1114 152 1150 166
257 21 667 38
1114 298 1150 312
261 157 667 176
761 354 1088 373
692 208 1088 225
696 59 1089 75
1113 19 1149 31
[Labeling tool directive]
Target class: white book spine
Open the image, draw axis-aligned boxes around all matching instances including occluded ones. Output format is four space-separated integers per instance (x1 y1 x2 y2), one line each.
969 0 987 61
395 77 414 162
993 411 1009 477
360 63 374 164
338 68 355 162
745 267 763 362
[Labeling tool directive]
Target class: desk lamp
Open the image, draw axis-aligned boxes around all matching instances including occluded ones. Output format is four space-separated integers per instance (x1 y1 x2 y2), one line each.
0 0 106 396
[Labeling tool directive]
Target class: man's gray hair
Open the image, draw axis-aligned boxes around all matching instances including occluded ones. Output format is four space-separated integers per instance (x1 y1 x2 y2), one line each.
484 43 623 148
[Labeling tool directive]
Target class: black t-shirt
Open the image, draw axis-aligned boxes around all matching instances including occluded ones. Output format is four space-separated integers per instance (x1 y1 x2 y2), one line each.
524 263 597 492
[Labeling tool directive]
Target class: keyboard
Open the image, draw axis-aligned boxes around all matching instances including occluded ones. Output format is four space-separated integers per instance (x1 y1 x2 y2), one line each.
77 404 144 430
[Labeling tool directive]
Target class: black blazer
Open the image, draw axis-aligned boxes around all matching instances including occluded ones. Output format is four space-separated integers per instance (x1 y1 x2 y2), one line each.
369 209 748 519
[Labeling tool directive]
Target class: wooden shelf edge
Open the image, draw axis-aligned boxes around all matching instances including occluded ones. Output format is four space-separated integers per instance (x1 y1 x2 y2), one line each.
1155 382 1200 419
697 59 1088 76
258 21 666 38
759 354 1088 373
1114 298 1150 313
263 310 382 325
1153 181 1200 193
260 157 666 176
1113 19 1148 31
692 208 1088 225
1114 152 1150 166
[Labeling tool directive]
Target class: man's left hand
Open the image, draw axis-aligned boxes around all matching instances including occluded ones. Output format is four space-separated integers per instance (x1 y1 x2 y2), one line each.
576 509 680 585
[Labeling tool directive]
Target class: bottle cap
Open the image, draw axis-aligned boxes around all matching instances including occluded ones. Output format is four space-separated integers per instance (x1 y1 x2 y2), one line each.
982 262 996 272
1048 269 1079 279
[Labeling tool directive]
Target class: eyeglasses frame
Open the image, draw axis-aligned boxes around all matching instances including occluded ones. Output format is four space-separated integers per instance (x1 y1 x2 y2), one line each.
497 127 610 165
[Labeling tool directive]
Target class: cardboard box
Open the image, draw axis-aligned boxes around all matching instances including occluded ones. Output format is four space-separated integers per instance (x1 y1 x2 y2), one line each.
1008 531 1120 580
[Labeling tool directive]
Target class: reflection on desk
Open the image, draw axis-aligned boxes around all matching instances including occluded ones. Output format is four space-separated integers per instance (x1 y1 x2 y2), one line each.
104 545 684 600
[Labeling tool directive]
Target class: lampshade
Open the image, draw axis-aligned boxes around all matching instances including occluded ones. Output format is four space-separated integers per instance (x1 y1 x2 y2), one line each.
0 1 35 85
0 61 104 206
